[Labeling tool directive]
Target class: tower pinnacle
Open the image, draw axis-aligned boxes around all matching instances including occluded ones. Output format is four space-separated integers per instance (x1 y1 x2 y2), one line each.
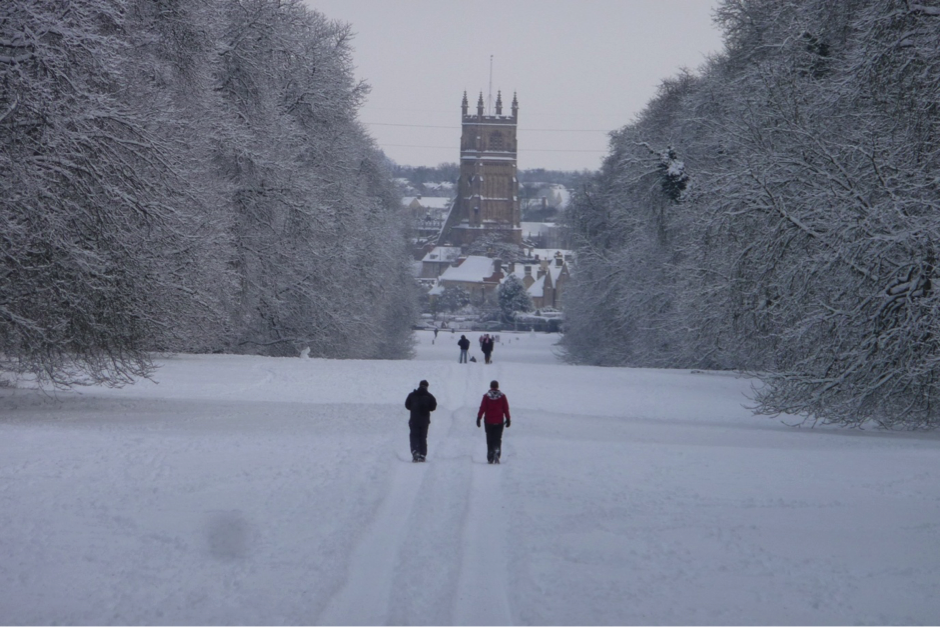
440 90 521 248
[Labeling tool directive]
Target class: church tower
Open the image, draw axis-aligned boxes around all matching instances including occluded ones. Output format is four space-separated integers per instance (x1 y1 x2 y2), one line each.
440 91 521 248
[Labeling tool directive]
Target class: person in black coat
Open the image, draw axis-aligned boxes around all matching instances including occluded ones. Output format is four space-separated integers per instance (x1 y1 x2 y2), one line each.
457 335 470 363
404 380 437 462
481 334 494 364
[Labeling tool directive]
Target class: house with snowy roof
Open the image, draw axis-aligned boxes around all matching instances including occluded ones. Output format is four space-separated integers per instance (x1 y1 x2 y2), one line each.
502 251 570 309
419 246 463 279
435 255 505 303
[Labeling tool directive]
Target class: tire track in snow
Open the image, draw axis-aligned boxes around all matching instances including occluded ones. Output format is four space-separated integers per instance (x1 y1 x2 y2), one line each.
316 360 510 625
314 458 428 626
373 405 473 625
452 359 513 625
314 360 478 625
377 359 502 624
452 463 513 625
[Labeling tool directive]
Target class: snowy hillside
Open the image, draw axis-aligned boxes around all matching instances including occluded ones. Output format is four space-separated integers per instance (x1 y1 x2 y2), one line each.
0 331 937 625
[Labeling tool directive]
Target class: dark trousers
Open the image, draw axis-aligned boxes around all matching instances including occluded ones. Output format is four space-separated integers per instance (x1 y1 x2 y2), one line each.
409 420 429 457
485 422 504 460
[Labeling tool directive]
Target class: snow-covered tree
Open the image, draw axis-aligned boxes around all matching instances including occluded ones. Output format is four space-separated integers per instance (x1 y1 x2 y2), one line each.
0 0 420 388
0 0 192 386
498 274 533 321
437 286 472 314
562 0 938 428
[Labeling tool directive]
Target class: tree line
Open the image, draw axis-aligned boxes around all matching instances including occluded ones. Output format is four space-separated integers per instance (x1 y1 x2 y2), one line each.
0 0 418 387
562 0 938 428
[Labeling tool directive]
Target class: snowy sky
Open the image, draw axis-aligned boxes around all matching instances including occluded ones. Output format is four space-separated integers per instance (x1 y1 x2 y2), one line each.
304 0 725 172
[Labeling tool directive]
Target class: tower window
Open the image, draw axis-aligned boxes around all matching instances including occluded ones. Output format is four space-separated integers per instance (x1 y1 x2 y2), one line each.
489 132 504 150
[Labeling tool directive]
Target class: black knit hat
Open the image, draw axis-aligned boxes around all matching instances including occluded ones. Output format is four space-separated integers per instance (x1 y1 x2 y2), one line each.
419 380 429 388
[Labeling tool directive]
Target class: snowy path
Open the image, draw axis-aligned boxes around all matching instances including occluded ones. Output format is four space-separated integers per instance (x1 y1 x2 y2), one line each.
317 359 513 625
315 456 428 625
453 459 512 625
0 331 937 625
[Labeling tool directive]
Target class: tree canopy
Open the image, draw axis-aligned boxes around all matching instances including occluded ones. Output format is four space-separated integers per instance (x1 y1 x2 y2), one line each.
562 0 939 429
498 274 534 321
0 0 417 387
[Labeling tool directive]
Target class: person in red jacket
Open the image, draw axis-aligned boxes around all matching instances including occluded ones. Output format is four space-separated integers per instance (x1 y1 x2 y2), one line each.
476 380 511 464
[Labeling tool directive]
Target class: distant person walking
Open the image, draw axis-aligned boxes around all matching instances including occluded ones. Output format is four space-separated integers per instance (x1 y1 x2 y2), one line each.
458 335 470 363
405 380 437 462
481 334 494 364
477 380 511 464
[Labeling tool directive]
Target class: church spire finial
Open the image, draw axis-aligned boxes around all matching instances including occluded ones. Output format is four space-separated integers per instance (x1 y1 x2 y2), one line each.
495 90 503 115
462 91 468 116
511 92 518 120
477 92 484 117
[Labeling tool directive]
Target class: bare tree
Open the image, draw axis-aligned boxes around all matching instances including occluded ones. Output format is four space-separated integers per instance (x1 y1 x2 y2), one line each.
0 0 420 390
0 0 185 386
562 0 938 428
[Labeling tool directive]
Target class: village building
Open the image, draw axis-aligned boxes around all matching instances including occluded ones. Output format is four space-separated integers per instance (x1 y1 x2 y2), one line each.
439 91 521 248
415 91 575 316
426 248 572 310
503 251 570 310
432 255 505 304
419 246 462 279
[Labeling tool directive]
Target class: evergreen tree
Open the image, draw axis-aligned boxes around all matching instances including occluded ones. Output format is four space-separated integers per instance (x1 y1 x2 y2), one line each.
498 275 533 321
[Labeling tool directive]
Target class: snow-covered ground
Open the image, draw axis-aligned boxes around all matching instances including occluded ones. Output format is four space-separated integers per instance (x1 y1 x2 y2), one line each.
0 331 937 625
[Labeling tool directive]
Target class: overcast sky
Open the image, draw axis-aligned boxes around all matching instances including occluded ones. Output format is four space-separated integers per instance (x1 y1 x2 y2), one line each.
305 1 725 172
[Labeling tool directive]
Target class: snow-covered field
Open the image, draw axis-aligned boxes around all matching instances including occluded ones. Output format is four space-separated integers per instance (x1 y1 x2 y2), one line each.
0 330 937 625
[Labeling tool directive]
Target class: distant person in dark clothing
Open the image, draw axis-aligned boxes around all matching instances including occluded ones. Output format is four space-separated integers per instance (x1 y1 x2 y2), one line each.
481 334 494 364
477 380 511 464
458 335 470 363
405 380 437 462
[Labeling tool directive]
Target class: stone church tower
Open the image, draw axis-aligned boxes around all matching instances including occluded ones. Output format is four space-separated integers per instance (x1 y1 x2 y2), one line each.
439 91 521 248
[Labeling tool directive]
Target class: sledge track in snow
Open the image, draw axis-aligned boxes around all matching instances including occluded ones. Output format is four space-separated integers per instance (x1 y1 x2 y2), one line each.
315 359 514 625
449 359 514 624
314 452 428 626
